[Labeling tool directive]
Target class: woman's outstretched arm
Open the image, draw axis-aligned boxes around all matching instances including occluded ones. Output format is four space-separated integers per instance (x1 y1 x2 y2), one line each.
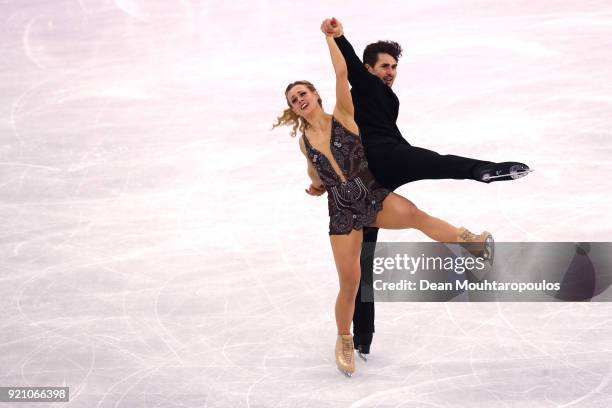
324 34 354 119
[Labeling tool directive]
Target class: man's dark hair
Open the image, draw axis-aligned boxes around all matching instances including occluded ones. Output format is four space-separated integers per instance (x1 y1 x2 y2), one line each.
363 40 403 67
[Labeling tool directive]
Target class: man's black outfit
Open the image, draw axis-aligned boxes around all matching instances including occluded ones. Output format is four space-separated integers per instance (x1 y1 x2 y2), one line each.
334 34 497 354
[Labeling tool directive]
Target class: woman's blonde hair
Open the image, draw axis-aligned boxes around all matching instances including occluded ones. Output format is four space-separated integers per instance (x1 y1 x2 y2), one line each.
272 80 323 137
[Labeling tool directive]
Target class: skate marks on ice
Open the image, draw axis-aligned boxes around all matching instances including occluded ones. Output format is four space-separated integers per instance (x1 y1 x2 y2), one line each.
2 0 612 407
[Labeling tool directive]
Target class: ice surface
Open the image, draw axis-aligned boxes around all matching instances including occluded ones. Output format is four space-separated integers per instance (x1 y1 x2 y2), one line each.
1 0 612 406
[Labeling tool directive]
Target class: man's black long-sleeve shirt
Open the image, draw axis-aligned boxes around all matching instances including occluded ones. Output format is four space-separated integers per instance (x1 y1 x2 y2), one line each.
334 35 409 148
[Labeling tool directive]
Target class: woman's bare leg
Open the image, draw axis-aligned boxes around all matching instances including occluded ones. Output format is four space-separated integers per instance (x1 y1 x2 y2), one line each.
330 229 363 334
371 192 460 242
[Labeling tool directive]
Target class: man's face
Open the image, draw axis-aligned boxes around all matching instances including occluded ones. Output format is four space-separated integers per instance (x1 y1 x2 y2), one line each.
366 53 398 87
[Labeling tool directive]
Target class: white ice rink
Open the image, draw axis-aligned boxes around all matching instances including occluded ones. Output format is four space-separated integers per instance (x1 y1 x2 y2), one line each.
2 0 612 406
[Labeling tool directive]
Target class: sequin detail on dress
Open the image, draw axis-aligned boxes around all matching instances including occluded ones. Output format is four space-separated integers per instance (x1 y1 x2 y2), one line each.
303 117 391 235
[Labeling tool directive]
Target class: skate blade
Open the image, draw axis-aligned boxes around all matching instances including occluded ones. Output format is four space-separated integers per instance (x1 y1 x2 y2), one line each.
338 368 353 378
484 169 534 181
357 351 368 362
484 235 495 262
510 168 534 179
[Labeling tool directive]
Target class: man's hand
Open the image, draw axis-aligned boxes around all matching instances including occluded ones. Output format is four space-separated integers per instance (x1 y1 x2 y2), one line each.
305 183 326 196
320 17 343 38
330 18 343 37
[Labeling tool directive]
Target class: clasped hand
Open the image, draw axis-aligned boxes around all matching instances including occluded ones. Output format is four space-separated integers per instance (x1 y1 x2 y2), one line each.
320 17 343 38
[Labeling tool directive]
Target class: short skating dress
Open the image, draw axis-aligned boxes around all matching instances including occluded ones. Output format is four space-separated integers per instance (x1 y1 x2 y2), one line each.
302 117 391 235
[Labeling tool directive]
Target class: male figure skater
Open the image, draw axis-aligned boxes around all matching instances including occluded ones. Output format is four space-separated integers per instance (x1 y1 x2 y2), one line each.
319 18 531 359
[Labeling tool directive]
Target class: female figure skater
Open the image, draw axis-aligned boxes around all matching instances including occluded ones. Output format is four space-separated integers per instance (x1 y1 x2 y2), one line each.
273 31 493 377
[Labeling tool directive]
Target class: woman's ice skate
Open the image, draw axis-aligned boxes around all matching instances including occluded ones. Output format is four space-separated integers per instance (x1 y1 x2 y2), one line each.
335 334 355 377
457 227 494 260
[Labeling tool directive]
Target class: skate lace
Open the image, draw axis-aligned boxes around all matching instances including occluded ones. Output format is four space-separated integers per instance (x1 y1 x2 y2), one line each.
342 338 353 362
460 230 477 242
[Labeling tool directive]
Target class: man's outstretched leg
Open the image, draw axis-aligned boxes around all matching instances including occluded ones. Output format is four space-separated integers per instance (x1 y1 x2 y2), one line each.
367 144 530 187
353 226 379 360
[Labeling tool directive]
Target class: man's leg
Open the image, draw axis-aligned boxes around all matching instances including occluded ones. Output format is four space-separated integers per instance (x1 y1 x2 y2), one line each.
374 144 488 186
352 226 379 357
368 144 528 187
353 144 528 357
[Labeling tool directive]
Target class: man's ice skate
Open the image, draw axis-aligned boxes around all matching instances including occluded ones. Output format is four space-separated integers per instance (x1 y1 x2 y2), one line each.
335 334 355 377
457 228 494 261
353 332 371 362
474 162 532 183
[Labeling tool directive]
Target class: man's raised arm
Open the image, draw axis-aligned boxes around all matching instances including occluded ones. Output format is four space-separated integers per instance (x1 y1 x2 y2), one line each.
321 18 377 91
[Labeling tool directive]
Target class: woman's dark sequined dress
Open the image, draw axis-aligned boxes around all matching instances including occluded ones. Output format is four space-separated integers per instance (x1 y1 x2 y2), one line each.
302 117 391 235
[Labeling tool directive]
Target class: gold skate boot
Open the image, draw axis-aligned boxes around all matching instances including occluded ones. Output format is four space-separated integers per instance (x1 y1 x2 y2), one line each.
457 227 494 260
335 334 355 377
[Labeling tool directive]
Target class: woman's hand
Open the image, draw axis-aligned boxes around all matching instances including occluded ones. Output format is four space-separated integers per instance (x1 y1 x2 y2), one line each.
320 19 334 36
305 184 326 196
